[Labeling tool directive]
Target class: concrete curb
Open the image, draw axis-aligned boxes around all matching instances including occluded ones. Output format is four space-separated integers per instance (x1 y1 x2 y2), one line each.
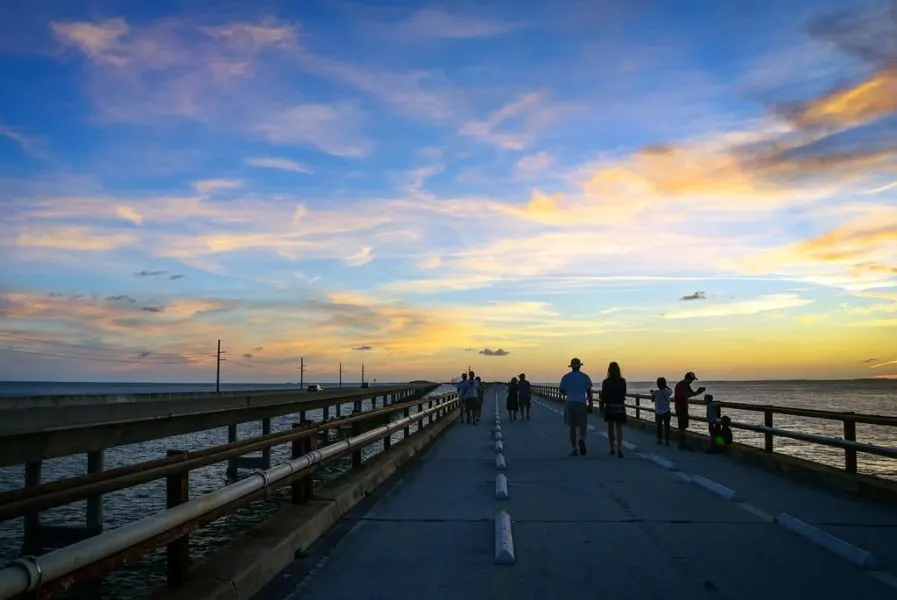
495 474 509 500
496 453 507 470
494 510 516 565
775 513 882 569
495 440 504 452
691 475 741 501
645 453 677 471
622 441 637 451
495 431 503 442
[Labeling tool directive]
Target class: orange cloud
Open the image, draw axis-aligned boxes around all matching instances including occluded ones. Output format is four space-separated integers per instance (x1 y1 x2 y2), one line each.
787 69 897 128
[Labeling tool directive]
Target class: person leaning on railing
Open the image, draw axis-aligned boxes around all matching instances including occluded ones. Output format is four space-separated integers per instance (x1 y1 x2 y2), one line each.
673 371 705 451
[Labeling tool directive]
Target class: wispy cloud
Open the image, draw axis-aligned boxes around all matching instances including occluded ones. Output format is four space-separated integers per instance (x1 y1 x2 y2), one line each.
192 179 242 194
353 345 373 351
479 348 510 356
663 294 814 319
680 292 706 301
245 156 313 174
134 270 167 277
393 9 521 40
870 359 897 369
254 103 371 157
344 247 373 267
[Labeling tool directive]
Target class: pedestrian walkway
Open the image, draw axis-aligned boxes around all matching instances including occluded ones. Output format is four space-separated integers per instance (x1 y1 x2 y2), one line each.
255 387 897 600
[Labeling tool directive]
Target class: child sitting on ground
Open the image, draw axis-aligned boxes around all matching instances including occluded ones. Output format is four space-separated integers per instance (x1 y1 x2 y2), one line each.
719 415 733 447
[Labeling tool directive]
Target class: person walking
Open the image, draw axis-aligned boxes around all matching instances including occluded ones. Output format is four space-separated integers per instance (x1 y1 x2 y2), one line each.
673 371 705 450
464 371 480 425
560 358 593 456
517 373 532 421
507 377 519 420
601 362 627 458
456 372 469 424
474 376 484 424
652 377 673 446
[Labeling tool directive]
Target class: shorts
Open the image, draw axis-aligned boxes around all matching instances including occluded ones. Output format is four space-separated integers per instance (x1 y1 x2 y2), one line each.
464 397 478 411
604 404 627 424
676 412 690 429
564 402 588 428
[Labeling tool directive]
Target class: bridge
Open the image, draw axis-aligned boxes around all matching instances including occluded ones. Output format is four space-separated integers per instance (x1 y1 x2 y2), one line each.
0 383 896 599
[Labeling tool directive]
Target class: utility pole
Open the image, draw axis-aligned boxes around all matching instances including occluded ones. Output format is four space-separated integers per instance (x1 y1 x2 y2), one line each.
339 361 343 388
298 357 306 388
215 339 226 393
361 363 365 385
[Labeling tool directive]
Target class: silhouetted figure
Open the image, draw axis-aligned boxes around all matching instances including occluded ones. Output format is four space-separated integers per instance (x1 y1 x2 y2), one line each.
474 376 484 424
652 377 672 446
456 372 469 424
601 362 627 458
517 373 532 421
673 372 705 451
507 377 519 420
560 358 594 456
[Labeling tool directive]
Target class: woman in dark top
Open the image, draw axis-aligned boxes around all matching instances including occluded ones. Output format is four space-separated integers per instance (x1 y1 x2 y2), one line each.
601 362 627 458
507 377 519 420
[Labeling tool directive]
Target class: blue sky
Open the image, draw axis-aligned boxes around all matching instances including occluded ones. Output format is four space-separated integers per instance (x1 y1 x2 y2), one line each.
1 0 896 383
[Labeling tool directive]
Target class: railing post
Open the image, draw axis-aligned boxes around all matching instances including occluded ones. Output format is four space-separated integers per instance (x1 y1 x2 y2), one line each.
635 396 641 420
165 450 189 586
403 406 411 438
428 400 434 425
291 424 315 503
22 461 42 555
226 424 238 477
336 401 342 417
351 422 362 468
843 413 857 473
764 408 774 453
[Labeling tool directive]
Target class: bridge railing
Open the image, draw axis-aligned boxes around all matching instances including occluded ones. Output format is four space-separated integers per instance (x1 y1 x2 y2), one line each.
0 390 460 599
530 385 897 474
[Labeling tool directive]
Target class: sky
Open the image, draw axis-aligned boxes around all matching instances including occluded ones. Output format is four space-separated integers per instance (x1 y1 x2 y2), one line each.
0 0 896 384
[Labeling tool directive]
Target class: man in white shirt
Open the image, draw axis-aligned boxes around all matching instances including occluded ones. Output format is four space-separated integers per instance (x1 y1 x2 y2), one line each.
462 371 480 425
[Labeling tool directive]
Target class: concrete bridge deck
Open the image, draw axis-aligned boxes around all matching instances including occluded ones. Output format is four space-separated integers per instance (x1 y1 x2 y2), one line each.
254 386 897 600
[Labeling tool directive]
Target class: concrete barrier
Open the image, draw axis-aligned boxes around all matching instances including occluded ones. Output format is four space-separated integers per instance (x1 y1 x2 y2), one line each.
495 474 509 500
775 513 882 570
495 441 504 453
495 431 503 442
496 453 507 470
645 454 677 471
149 405 456 600
691 475 741 502
494 511 516 565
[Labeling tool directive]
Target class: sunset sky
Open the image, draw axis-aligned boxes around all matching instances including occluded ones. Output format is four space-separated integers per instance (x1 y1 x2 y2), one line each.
1 0 896 384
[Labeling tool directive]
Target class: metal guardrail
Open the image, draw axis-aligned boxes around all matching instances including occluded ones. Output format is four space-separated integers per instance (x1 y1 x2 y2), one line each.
0 391 460 598
531 386 897 473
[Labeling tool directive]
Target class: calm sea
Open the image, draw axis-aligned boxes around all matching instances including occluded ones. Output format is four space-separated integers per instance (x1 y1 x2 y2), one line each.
0 379 895 598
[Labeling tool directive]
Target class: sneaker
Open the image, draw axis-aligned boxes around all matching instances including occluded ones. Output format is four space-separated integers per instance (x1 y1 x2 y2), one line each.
569 448 579 456
617 450 623 458
578 440 587 456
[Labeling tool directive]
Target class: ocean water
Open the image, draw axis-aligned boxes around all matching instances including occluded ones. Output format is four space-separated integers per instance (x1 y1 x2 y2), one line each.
0 380 895 598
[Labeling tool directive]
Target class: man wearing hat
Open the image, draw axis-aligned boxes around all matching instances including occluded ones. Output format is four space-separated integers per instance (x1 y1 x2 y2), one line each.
673 371 706 450
559 358 594 456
